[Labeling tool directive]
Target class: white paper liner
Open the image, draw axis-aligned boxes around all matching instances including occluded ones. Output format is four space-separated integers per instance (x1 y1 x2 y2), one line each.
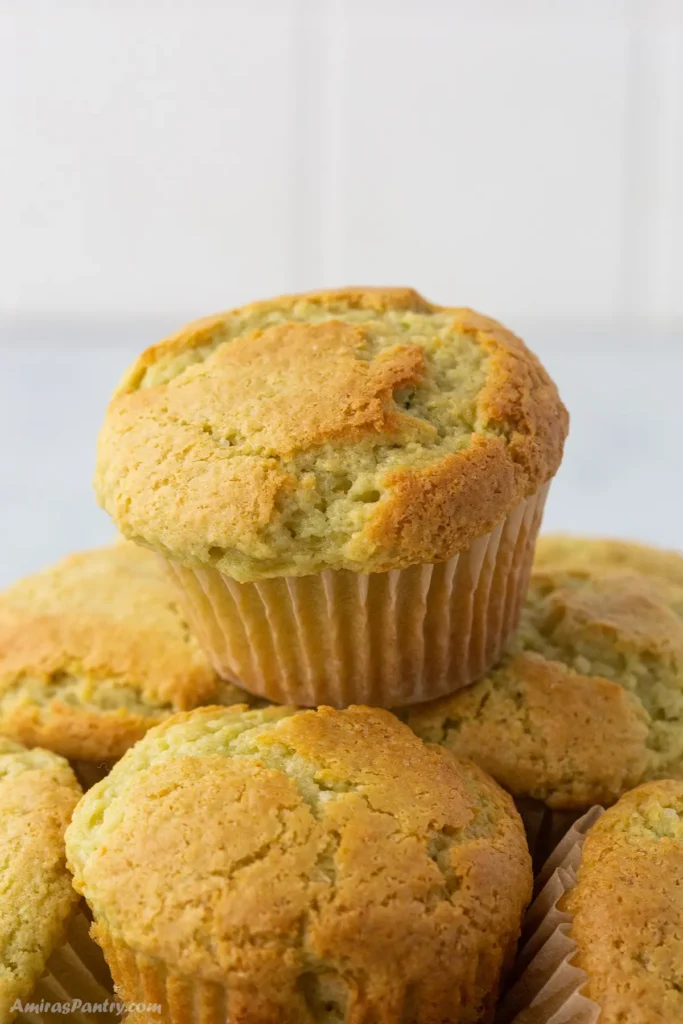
165 484 549 707
497 807 604 1024
18 906 117 1023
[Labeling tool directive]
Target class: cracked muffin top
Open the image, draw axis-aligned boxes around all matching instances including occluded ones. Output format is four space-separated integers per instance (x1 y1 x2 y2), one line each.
565 780 683 1023
0 738 81 1019
0 542 253 763
95 287 567 581
535 534 683 588
66 704 531 1023
404 563 683 810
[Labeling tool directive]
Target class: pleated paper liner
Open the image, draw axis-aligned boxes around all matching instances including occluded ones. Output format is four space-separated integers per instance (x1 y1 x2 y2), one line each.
94 926 228 1024
85 919 515 1024
165 483 549 708
17 904 117 1023
497 807 604 1024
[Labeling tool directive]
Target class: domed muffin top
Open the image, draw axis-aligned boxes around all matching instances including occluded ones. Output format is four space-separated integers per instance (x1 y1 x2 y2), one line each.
0 738 81 1019
566 779 683 1022
535 534 683 588
66 704 531 1021
404 563 683 809
0 542 252 763
95 288 567 580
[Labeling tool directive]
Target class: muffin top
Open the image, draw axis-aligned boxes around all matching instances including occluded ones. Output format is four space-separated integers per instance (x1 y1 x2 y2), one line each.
404 563 683 809
0 738 81 1019
536 534 683 587
565 780 683 1023
95 288 567 581
67 704 531 1022
0 542 252 763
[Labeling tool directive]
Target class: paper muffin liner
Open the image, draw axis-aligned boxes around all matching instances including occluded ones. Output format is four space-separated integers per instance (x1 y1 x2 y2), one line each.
19 904 118 1023
91 930 226 1023
164 484 549 708
515 800 588 873
89 921 518 1024
497 807 604 1024
70 761 112 792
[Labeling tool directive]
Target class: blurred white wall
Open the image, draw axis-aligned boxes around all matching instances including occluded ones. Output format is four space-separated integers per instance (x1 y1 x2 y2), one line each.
0 0 681 586
1 0 682 328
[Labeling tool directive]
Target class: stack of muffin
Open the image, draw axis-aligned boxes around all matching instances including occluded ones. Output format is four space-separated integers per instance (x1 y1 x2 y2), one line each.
1 289 681 1024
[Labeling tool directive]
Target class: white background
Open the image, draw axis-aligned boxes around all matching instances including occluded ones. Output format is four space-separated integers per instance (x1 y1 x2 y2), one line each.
1 1 681 587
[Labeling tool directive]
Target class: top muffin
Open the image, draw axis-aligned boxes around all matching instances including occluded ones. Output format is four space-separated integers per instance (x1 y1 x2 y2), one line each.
95 288 567 581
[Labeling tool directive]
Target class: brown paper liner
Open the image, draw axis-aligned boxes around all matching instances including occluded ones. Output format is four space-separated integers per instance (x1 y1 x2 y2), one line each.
70 761 112 792
497 807 604 1024
164 484 549 708
18 905 117 1023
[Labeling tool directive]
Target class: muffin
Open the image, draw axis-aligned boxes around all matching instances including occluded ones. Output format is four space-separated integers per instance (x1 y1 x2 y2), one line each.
404 561 683 860
0 738 115 1022
0 542 254 784
535 534 683 587
94 287 568 707
66 704 532 1024
564 780 683 1022
505 781 683 1023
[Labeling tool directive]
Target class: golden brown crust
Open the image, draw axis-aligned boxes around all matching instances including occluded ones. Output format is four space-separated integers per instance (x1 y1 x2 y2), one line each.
95 288 567 580
120 288 436 393
404 563 683 810
67 705 532 1022
536 534 683 587
0 543 253 763
458 309 569 490
370 435 518 564
406 652 650 810
565 780 683 1023
122 321 431 459
0 702 152 767
0 739 81 1016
